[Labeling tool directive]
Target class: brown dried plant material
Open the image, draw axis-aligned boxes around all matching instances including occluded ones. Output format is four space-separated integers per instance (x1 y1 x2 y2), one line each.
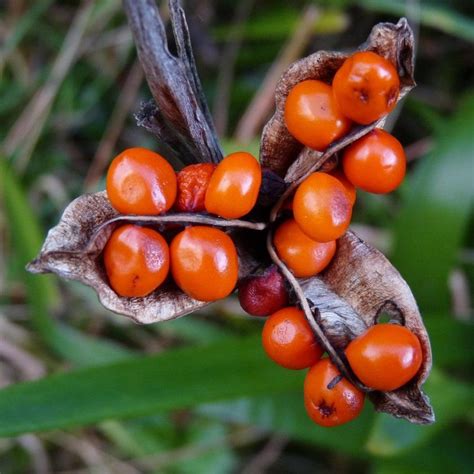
123 0 223 166
27 192 264 324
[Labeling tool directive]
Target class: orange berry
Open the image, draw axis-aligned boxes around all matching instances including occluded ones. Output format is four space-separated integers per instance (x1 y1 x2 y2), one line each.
262 307 323 370
170 226 239 302
342 129 406 194
304 358 365 427
345 324 423 391
328 168 356 205
333 51 400 125
273 219 336 278
293 172 352 242
284 80 351 151
205 152 261 219
106 147 177 215
175 163 216 212
103 225 169 297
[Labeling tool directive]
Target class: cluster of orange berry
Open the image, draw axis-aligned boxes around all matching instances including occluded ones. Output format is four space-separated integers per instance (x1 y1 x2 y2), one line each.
103 149 261 302
262 308 422 426
240 51 421 427
274 51 406 281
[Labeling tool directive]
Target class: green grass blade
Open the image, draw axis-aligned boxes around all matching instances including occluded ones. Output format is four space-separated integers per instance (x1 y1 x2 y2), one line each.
359 0 474 42
0 159 130 366
391 93 474 311
0 335 303 437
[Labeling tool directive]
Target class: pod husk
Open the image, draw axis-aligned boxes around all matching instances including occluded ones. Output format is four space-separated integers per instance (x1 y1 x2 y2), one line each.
27 192 264 324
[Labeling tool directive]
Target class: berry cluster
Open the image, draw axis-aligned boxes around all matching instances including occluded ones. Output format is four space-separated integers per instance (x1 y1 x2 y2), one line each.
259 307 422 427
100 48 422 428
236 50 422 427
270 51 407 280
104 149 261 302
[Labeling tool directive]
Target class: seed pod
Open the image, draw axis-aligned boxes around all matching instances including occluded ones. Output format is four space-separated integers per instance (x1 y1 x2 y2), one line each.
28 1 433 426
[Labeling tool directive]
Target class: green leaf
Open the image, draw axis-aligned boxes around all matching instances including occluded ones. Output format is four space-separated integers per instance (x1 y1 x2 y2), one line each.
200 392 374 457
372 427 474 474
366 368 474 456
391 93 474 311
0 335 303 437
358 0 474 42
425 316 474 368
0 159 130 366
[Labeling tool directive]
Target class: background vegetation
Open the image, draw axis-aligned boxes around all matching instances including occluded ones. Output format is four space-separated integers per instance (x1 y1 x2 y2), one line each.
0 0 473 472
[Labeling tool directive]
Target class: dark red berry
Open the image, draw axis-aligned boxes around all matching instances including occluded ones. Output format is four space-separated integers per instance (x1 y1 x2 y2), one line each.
238 265 289 317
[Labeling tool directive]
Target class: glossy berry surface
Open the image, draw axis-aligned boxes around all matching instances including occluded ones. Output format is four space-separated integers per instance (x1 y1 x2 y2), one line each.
332 51 400 125
304 358 365 427
238 266 288 317
328 168 356 205
106 148 177 215
170 226 239 302
284 80 351 151
175 163 216 212
293 172 352 242
205 152 261 219
262 307 323 370
345 323 423 391
273 219 336 278
103 224 169 297
342 129 406 194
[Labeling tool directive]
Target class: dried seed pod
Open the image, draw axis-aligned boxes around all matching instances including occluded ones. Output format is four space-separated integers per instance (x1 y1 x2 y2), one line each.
261 18 415 189
27 0 433 427
261 16 432 424
27 192 265 324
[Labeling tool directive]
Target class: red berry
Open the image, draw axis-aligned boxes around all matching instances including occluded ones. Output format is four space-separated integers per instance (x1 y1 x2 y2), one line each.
175 163 216 212
238 266 289 317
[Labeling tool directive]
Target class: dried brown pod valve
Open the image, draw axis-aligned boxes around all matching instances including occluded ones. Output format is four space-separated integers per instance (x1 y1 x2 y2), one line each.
28 1 433 425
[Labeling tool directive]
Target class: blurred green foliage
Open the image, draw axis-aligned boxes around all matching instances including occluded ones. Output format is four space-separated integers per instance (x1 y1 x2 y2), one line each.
0 0 473 472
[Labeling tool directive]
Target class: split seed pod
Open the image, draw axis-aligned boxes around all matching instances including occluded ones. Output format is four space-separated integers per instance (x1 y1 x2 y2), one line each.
28 1 433 424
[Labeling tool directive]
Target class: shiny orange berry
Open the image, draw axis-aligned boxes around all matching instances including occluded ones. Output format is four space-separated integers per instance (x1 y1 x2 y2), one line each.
342 129 406 194
273 219 336 278
262 307 323 370
175 163 216 212
103 224 169 297
293 172 352 243
205 152 261 219
106 147 177 215
345 324 423 391
304 358 365 427
284 80 351 151
170 226 239 302
333 51 400 125
328 168 356 206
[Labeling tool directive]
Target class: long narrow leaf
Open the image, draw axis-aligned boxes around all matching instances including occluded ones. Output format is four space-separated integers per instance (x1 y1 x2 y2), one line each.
392 93 474 311
0 335 302 437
